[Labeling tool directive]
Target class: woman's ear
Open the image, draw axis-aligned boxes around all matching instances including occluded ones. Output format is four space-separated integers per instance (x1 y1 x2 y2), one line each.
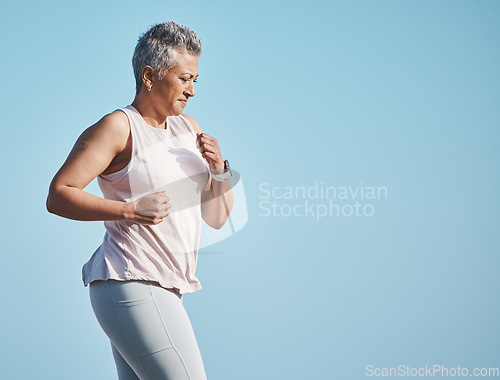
141 65 155 91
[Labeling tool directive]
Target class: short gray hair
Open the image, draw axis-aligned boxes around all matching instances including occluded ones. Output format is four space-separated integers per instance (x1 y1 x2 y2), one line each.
132 21 202 91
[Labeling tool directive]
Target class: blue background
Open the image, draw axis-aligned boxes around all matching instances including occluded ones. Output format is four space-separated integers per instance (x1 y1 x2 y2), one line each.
1 0 499 378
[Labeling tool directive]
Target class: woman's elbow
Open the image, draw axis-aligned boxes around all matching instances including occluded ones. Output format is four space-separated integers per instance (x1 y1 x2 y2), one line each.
46 187 57 214
205 216 228 230
46 182 63 215
46 195 52 214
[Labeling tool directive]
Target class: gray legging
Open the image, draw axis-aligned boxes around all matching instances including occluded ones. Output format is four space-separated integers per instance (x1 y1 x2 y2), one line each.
89 280 207 380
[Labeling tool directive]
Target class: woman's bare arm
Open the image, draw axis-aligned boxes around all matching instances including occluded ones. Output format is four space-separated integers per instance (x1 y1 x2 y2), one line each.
46 111 169 225
183 114 234 229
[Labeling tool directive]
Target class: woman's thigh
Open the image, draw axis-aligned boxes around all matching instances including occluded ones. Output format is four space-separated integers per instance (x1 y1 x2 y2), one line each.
89 280 207 380
111 342 140 380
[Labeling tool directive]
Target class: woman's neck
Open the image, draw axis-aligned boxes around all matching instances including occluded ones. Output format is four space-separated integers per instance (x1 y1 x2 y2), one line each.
131 93 168 129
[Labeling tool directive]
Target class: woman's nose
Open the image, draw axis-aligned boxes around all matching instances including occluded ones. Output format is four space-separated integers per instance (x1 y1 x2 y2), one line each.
185 81 195 97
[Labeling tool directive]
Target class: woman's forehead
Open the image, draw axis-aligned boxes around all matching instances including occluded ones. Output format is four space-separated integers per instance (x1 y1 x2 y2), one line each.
170 52 199 73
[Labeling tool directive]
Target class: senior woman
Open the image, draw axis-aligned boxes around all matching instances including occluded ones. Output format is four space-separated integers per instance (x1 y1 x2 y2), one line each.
46 21 233 380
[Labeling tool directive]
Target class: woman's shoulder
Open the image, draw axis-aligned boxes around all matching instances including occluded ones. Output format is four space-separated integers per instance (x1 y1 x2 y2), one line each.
80 110 130 154
100 109 130 131
95 110 130 139
180 113 203 134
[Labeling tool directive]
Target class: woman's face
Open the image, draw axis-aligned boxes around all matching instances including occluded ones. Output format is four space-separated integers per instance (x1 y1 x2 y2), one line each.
153 50 199 116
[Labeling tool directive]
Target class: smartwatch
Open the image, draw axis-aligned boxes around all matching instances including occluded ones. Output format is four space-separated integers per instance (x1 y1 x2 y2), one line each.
211 159 232 182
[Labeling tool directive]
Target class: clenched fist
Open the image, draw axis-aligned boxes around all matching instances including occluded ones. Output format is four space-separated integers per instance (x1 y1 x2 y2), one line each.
196 132 224 172
131 191 171 225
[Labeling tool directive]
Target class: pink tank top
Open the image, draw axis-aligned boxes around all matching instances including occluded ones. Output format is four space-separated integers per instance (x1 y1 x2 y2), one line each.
82 105 210 294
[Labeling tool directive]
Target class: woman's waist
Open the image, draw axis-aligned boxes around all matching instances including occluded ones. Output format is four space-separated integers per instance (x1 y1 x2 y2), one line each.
102 219 201 254
90 279 182 298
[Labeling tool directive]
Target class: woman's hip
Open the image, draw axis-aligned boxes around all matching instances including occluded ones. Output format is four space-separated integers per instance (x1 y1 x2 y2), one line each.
89 279 206 379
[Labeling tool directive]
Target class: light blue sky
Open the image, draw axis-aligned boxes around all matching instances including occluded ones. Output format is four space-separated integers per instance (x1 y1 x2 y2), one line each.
1 1 499 379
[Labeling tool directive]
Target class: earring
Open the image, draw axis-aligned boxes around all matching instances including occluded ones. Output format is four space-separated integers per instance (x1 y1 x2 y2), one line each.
147 85 152 92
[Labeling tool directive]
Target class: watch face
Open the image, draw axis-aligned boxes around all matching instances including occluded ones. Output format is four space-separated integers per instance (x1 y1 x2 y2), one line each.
224 160 232 175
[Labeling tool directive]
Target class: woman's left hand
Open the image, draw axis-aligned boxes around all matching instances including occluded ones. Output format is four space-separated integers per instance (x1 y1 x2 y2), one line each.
196 132 224 172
